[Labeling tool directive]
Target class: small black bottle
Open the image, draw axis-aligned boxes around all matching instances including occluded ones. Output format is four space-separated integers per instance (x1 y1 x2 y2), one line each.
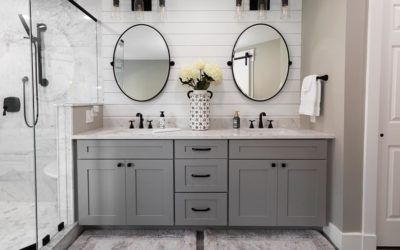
233 111 240 129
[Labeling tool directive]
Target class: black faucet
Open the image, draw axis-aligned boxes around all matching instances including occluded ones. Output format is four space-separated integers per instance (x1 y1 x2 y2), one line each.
136 113 144 129
258 112 266 128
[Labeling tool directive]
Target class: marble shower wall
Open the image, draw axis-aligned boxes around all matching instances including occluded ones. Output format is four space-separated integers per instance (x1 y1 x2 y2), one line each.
0 0 98 204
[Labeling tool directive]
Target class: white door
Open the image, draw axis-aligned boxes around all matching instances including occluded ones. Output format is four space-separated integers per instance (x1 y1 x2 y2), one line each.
377 0 400 246
233 49 253 97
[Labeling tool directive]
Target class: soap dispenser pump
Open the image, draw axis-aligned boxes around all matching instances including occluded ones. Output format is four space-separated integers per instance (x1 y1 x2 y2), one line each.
159 111 166 129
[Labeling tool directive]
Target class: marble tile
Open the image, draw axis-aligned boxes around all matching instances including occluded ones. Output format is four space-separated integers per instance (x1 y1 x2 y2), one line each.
0 0 98 248
0 201 59 250
204 229 336 250
69 230 197 250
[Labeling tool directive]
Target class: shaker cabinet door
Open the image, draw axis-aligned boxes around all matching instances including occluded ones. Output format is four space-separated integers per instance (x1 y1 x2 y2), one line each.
277 160 327 226
77 160 126 225
229 160 278 226
126 160 174 225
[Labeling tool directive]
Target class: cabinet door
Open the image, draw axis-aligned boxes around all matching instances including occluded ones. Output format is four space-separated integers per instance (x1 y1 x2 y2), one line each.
229 160 278 226
277 160 327 226
77 160 126 225
126 160 174 225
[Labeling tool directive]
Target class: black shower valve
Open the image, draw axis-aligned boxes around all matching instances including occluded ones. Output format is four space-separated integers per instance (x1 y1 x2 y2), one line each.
3 97 21 116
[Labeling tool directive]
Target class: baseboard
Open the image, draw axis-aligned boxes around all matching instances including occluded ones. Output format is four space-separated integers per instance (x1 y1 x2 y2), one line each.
42 222 83 250
323 223 343 249
323 223 377 250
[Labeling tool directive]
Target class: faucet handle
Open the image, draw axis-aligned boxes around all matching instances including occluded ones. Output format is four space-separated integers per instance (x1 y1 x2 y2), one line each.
147 120 153 129
249 120 255 129
267 120 274 129
129 120 135 129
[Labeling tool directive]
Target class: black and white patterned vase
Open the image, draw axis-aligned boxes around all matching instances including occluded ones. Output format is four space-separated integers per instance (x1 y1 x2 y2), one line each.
187 90 213 131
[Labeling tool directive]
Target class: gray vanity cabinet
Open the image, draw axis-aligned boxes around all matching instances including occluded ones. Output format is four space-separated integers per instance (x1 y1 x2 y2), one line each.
229 140 328 227
77 160 126 225
229 160 278 226
126 160 174 225
77 140 174 226
277 160 326 226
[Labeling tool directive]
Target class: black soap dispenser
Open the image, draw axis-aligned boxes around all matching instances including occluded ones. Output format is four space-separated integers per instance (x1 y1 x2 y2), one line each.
233 111 241 129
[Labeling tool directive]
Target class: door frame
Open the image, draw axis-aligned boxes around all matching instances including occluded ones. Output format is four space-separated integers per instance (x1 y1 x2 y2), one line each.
362 0 383 249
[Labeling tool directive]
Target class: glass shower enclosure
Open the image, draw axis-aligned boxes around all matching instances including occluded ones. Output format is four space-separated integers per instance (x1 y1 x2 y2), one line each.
0 0 98 248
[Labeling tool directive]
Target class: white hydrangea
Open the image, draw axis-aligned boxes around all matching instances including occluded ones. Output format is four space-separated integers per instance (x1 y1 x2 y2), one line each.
204 63 223 83
179 65 199 82
193 59 206 70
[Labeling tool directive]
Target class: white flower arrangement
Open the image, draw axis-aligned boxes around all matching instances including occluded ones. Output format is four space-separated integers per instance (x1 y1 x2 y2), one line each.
179 59 223 90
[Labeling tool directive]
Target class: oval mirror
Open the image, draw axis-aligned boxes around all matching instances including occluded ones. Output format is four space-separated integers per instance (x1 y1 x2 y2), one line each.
231 24 290 101
112 24 172 102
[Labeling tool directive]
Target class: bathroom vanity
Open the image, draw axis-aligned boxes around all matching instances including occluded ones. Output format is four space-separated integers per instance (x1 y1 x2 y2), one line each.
73 129 333 228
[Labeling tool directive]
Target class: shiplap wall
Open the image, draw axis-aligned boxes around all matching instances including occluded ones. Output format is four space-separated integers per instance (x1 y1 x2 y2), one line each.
100 0 302 121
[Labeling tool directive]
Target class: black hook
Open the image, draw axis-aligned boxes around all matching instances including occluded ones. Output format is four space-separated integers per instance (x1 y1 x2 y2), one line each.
317 75 329 81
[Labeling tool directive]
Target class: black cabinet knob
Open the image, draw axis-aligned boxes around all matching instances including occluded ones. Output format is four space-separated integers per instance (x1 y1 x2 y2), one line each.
117 163 123 167
127 163 134 167
271 163 276 168
281 163 287 168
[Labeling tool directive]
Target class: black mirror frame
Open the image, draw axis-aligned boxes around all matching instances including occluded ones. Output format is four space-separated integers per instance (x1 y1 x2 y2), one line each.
111 24 174 102
228 23 291 102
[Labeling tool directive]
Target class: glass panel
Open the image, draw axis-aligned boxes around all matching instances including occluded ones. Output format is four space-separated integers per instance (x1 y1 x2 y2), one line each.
0 1 37 249
30 0 98 247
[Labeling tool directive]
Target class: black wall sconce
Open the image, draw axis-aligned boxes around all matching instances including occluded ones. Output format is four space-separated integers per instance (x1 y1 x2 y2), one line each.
132 0 152 11
250 0 270 19
250 0 270 11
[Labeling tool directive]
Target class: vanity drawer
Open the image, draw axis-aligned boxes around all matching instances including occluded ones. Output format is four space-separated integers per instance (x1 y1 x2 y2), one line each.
175 140 228 159
77 140 173 159
229 140 327 160
175 193 227 226
175 159 227 192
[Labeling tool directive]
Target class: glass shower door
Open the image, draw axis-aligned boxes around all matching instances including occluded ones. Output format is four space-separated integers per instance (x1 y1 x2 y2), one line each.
29 0 99 247
0 1 38 249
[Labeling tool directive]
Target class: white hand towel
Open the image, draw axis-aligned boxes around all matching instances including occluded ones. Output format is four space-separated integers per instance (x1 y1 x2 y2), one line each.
299 75 321 123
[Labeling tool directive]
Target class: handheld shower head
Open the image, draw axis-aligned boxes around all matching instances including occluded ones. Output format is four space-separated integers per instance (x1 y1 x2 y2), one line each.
18 14 30 36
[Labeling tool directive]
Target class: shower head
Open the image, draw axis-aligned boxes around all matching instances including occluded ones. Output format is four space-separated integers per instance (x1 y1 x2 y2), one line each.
18 14 30 36
37 23 47 32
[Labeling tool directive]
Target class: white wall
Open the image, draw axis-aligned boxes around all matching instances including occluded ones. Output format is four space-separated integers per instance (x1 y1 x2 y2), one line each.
99 0 302 123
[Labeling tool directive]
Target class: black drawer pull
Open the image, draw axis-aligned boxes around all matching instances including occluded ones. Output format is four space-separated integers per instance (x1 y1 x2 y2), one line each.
191 174 211 178
192 148 212 151
117 163 123 168
271 163 276 168
127 163 134 167
282 163 287 168
191 207 211 212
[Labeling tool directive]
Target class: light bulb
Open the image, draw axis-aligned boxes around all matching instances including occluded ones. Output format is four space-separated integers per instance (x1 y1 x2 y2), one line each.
258 0 268 20
281 0 290 19
159 0 167 20
235 0 243 20
112 0 120 18
134 0 144 20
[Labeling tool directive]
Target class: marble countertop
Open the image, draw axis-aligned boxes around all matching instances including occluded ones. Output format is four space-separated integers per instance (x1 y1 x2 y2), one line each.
72 128 335 140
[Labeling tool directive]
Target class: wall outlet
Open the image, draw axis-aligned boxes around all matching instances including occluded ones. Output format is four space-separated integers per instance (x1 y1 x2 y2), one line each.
86 110 94 123
93 105 99 113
